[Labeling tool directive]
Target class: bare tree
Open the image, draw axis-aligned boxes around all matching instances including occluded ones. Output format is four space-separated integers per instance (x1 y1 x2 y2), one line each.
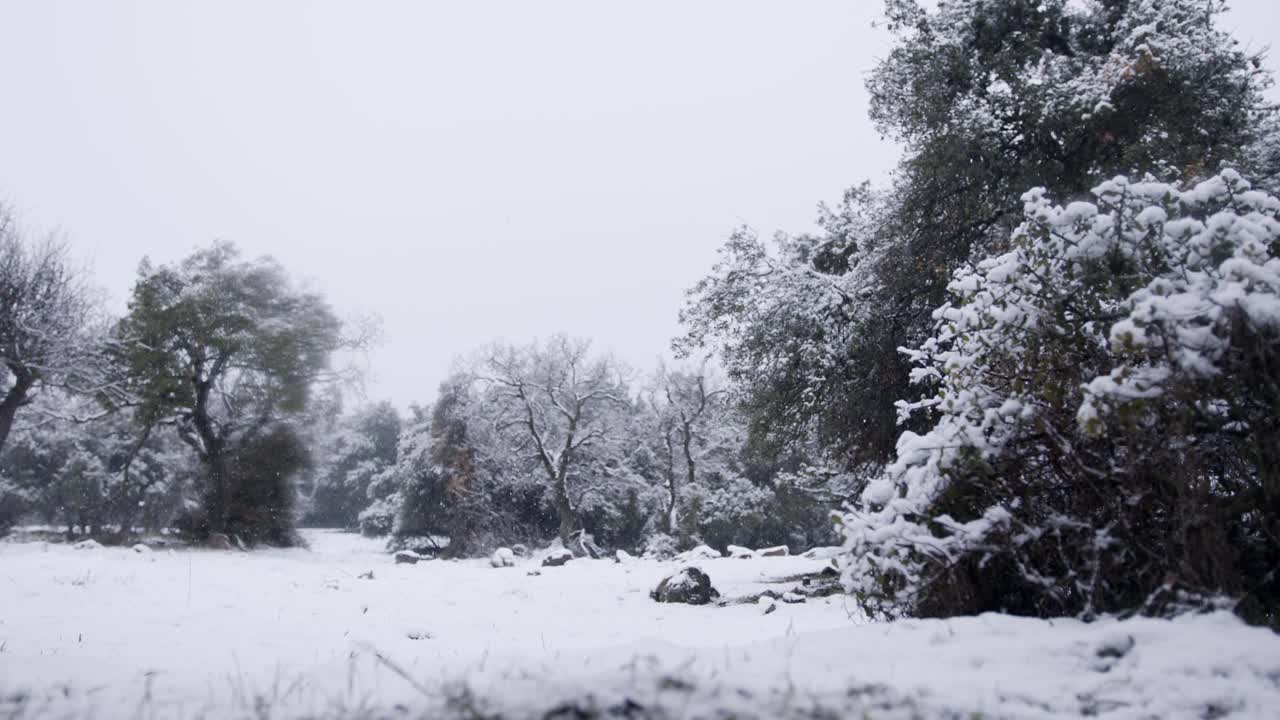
475 335 629 543
0 206 116 455
644 363 729 534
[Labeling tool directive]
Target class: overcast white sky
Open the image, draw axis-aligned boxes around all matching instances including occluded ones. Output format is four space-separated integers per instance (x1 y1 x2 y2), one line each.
1 1 1277 409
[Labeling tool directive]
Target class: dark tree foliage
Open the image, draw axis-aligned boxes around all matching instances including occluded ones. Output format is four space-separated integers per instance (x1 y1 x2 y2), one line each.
118 242 345 545
392 382 491 556
223 425 309 546
680 0 1275 472
842 174 1280 628
305 402 400 529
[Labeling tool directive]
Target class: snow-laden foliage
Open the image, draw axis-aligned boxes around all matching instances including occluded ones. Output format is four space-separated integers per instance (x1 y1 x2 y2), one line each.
299 401 400 529
0 397 196 537
873 0 1273 183
360 347 840 557
679 187 900 467
470 336 634 544
842 171 1280 625
681 0 1275 477
0 207 120 457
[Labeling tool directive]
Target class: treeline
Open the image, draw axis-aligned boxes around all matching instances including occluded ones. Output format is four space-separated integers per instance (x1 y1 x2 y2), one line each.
0 235 840 556
303 338 841 557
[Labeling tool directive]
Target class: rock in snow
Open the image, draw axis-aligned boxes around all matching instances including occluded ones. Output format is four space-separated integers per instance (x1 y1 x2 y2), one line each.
800 546 842 560
393 551 423 565
727 545 756 559
757 596 778 615
541 548 574 567
651 567 720 605
72 539 103 551
490 548 516 568
675 544 722 562
758 545 789 557
614 549 635 564
131 543 152 554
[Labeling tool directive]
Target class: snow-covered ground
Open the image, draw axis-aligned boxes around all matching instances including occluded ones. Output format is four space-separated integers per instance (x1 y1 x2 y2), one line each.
1 530 1278 719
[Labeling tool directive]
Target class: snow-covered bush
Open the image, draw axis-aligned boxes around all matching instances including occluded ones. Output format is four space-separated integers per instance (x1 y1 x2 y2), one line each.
641 532 678 560
680 474 775 550
358 494 399 538
842 171 1280 626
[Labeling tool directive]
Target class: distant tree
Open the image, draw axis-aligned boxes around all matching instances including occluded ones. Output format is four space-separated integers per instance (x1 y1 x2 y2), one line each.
474 336 630 543
641 364 732 535
304 401 400 529
118 242 349 544
378 380 496 555
0 206 117 456
402 378 494 554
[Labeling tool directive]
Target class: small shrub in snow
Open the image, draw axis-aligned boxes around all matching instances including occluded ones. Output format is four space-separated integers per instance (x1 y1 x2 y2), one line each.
641 533 678 560
842 172 1280 625
357 496 398 538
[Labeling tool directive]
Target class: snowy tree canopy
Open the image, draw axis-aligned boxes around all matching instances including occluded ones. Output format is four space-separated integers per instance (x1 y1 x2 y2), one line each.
680 0 1276 475
843 170 1280 624
0 207 120 455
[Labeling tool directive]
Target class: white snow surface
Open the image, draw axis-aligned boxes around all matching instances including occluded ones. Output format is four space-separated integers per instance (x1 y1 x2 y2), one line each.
0 529 1277 718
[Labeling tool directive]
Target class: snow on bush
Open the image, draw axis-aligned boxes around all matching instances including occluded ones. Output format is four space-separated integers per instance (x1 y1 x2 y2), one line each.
641 532 678 560
841 171 1280 621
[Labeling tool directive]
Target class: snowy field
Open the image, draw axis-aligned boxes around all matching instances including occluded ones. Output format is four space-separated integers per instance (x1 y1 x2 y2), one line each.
2 530 1279 719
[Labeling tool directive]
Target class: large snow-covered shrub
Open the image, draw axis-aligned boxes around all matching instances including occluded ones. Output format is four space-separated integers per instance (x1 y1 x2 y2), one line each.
842 171 1280 626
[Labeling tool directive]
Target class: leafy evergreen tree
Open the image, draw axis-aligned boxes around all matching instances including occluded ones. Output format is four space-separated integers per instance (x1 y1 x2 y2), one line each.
118 242 348 545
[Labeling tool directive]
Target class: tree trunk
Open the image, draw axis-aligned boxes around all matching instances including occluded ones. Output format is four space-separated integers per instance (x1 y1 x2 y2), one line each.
678 423 697 534
0 369 36 455
663 435 677 535
554 476 577 545
205 449 231 535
